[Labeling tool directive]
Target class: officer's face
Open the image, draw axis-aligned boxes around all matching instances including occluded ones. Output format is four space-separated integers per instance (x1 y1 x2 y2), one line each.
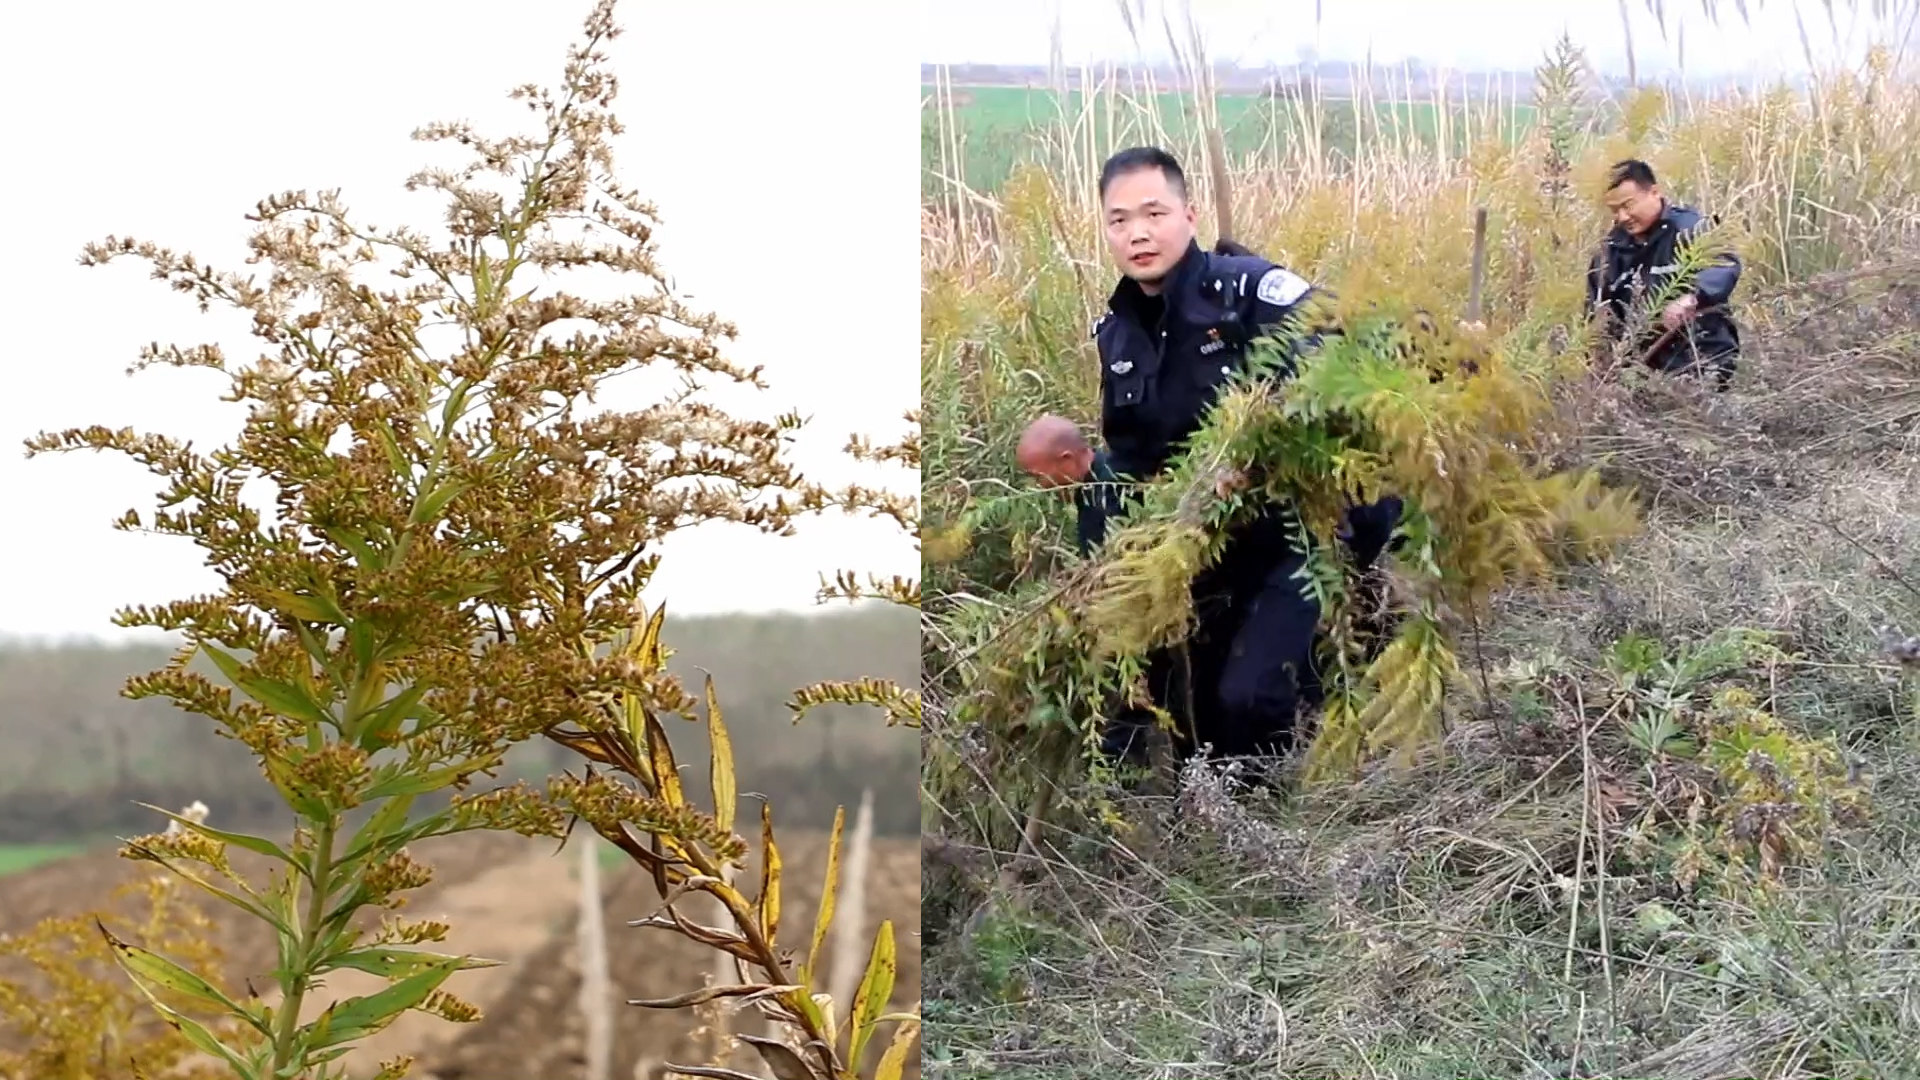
1101 167 1197 291
1605 179 1664 237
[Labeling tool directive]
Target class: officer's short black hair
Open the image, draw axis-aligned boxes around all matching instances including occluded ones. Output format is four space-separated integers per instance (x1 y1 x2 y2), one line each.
1607 159 1659 191
1099 146 1189 203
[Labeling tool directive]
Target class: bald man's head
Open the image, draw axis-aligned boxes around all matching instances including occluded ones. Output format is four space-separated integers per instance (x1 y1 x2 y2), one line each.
1017 414 1094 488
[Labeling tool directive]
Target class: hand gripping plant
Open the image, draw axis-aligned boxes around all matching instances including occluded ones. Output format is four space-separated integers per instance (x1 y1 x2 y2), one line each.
24 3 919 1078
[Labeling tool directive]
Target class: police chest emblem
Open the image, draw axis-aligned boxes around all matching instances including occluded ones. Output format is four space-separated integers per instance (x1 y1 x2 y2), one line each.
1256 266 1310 306
1109 359 1134 375
1199 328 1227 356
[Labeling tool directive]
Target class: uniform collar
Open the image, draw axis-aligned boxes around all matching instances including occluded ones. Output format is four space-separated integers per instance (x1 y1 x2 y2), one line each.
1107 239 1206 317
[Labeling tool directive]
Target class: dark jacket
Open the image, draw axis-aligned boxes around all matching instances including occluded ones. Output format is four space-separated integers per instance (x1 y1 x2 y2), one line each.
1588 200 1742 375
1094 240 1321 483
1084 241 1356 565
1074 450 1126 556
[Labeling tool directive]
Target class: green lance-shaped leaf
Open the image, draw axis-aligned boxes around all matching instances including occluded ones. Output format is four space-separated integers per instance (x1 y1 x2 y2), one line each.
341 792 419 864
303 953 467 1049
352 683 428 751
325 526 386 572
327 947 502 979
122 847 290 936
373 426 412 481
201 643 335 729
348 618 380 670
98 920 271 1039
136 801 300 870
364 754 500 800
164 1009 259 1077
707 674 737 835
847 920 898 1065
259 587 348 626
410 479 471 525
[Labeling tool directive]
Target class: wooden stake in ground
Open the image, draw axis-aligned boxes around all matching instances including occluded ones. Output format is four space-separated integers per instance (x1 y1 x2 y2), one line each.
1205 124 1236 247
579 833 612 1080
1466 206 1489 326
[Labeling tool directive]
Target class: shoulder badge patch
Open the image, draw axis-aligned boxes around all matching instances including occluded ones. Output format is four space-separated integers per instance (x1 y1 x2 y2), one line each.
1255 267 1310 307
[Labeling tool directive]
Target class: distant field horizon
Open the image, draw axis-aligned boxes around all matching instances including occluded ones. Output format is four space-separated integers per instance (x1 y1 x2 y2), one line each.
924 82 1541 194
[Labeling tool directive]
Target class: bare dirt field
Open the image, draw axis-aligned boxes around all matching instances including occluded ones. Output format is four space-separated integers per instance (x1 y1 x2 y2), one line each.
0 823 920 1080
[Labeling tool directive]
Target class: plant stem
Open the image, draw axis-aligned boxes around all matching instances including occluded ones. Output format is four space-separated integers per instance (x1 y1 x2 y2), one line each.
272 816 338 1075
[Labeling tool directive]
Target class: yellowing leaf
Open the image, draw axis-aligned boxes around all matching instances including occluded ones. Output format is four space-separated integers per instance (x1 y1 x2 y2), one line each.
645 710 684 810
801 805 845 986
759 801 782 943
637 603 669 669
873 1017 922 1080
848 920 897 1065
707 675 737 835
738 1034 816 1080
622 693 656 786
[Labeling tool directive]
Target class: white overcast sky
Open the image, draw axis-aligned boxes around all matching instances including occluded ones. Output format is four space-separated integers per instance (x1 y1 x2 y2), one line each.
923 0 1908 78
0 2 1902 644
0 0 918 642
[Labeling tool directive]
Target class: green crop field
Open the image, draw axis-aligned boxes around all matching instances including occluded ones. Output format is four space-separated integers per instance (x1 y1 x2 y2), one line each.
0 842 91 877
922 83 1540 194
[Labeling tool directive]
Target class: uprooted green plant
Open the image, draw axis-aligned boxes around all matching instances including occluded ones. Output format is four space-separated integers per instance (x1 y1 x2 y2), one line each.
934 291 1643 830
24 3 917 1078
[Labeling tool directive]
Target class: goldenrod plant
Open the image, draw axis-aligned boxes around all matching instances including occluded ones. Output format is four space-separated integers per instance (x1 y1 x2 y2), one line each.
23 3 916 1078
0 848 240 1080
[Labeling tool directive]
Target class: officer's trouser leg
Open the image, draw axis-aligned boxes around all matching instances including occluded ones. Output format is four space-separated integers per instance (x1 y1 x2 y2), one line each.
1341 494 1404 663
1707 349 1737 391
1211 550 1324 759
1098 646 1178 766
1342 494 1402 569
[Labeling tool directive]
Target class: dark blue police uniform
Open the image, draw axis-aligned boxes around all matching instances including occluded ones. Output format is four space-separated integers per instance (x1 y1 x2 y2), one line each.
1588 200 1743 386
1083 239 1400 764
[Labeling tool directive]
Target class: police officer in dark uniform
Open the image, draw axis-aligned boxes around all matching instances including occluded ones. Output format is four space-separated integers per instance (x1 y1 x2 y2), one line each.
1045 145 1398 766
1589 159 1744 387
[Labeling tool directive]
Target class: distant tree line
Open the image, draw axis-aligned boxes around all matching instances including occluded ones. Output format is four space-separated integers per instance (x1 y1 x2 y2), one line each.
0 604 918 843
